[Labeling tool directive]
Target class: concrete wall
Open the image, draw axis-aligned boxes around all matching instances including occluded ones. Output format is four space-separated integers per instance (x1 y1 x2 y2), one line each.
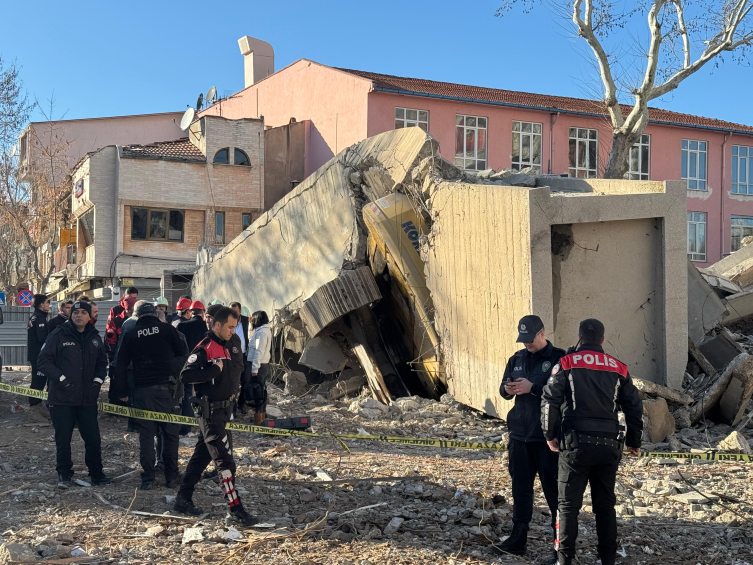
200 60 372 177
426 179 687 418
367 90 753 267
264 120 309 210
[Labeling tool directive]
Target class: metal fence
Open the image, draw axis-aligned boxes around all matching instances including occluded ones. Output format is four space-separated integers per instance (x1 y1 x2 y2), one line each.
0 301 117 367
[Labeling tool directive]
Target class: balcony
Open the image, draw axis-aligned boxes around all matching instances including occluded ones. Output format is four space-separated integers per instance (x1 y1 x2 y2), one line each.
53 245 76 273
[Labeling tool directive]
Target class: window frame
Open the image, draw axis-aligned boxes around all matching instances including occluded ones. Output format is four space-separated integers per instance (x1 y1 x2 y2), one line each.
732 145 753 195
130 207 185 243
731 215 753 252
568 127 599 178
214 148 230 165
687 211 707 262
395 107 429 132
511 121 543 173
628 134 651 180
681 139 708 191
242 213 252 230
455 114 488 171
215 211 225 245
234 148 251 167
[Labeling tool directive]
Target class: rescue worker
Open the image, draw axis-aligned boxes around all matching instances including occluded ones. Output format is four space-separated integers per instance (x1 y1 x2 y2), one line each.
245 311 272 425
176 300 208 435
541 319 643 565
169 296 192 327
114 302 188 489
47 300 73 334
114 300 145 432
173 306 260 526
495 315 564 562
37 301 111 488
27 294 51 417
155 296 170 316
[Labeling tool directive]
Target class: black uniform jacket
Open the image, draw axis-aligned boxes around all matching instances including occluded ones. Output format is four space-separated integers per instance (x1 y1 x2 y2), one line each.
181 332 240 402
37 321 108 407
27 309 49 363
177 315 209 352
500 341 566 442
541 344 644 449
47 313 67 335
113 316 188 397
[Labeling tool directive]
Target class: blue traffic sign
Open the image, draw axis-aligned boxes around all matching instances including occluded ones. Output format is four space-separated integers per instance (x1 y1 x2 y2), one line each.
0 292 5 306
17 290 33 306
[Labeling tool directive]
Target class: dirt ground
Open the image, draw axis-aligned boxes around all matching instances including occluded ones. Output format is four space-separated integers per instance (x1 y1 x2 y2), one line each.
0 369 752 565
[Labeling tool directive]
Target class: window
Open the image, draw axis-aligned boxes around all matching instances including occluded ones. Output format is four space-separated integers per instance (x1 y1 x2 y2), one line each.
395 108 429 132
512 121 542 173
731 216 753 252
687 212 707 262
215 211 225 244
682 139 707 190
628 135 650 180
131 208 184 242
455 115 487 171
234 149 251 166
732 145 753 194
569 128 598 178
214 148 229 164
79 209 95 247
242 213 252 230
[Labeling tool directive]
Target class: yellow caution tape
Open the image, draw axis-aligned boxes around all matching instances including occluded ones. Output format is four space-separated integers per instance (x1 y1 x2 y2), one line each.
2 382 752 462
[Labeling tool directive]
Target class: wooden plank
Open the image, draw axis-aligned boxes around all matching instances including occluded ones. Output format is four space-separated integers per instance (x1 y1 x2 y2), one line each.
632 377 693 405
352 343 391 406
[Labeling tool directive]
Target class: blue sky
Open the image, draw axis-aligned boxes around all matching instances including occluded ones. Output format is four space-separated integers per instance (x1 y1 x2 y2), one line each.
2 0 751 126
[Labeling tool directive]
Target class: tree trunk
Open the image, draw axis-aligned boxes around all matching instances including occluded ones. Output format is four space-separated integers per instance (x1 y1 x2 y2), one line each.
603 131 634 179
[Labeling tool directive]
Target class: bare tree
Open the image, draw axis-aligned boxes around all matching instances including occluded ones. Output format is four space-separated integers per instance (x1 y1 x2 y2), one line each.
0 58 71 297
498 1 753 178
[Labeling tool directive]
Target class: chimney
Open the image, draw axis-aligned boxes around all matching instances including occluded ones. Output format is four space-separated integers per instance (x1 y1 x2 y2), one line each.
238 36 274 88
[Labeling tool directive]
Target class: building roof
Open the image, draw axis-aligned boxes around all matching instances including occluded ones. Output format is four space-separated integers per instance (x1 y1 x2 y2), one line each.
338 68 753 136
121 138 206 163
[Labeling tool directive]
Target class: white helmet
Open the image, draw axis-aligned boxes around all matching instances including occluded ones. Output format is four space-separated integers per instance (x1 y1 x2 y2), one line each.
155 296 169 306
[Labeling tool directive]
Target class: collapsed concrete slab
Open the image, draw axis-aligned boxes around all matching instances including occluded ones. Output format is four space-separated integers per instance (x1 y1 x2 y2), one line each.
706 239 753 288
425 178 687 418
191 127 438 319
688 262 728 343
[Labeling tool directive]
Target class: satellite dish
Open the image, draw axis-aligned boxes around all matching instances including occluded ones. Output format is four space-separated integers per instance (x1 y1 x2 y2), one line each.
196 93 204 111
179 108 196 131
206 86 217 104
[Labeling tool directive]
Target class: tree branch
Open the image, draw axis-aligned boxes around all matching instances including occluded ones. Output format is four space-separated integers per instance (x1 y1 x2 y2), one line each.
670 0 691 68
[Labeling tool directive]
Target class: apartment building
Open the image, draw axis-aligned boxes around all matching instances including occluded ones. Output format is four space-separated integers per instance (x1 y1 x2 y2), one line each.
67 114 264 300
202 39 753 267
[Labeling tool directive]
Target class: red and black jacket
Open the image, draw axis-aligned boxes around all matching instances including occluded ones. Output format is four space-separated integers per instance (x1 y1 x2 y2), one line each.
181 332 240 402
541 344 643 449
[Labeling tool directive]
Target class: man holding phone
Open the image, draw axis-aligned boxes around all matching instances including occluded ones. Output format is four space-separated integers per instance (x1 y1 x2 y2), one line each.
495 315 564 563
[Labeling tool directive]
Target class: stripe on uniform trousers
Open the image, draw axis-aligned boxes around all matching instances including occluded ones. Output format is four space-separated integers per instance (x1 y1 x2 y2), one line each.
220 469 239 507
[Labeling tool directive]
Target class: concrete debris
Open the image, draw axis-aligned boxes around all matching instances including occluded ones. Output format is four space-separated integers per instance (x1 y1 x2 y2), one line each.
688 262 728 342
283 371 308 397
718 362 753 426
265 406 284 418
698 332 744 371
0 542 38 564
705 237 753 288
633 377 693 406
642 398 677 443
328 374 367 400
717 430 753 454
181 527 204 544
383 517 404 535
145 525 164 537
299 337 348 374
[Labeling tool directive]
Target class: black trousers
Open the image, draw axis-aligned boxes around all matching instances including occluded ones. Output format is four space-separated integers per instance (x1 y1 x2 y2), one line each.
179 407 242 509
50 405 103 479
238 361 253 408
29 360 46 406
245 362 270 413
557 444 622 563
179 384 194 435
132 386 181 482
508 439 559 529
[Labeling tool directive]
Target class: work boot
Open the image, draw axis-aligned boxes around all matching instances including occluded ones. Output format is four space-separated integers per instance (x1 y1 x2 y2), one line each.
226 505 260 528
492 523 528 556
155 461 165 476
91 474 112 486
57 473 71 489
165 476 178 489
253 411 266 426
173 495 203 516
139 479 153 490
598 556 616 565
557 556 572 565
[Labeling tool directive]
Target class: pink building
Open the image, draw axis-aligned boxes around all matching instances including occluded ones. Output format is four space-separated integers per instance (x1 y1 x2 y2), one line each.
201 57 753 267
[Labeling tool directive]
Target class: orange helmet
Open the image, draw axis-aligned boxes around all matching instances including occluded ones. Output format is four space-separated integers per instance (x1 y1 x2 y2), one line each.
190 300 205 311
176 297 192 310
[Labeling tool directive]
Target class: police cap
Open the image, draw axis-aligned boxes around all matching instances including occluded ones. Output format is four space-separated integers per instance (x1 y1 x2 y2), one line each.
516 315 544 343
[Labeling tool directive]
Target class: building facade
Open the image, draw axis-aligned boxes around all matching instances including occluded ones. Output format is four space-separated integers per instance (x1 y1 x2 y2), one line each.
66 115 264 300
201 53 753 267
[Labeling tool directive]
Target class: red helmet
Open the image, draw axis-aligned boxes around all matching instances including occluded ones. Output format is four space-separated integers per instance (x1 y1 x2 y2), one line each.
176 297 192 310
190 300 205 311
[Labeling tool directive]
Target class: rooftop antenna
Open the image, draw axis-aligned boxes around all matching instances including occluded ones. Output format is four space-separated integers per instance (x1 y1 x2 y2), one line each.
195 93 204 111
206 86 217 106
179 108 196 131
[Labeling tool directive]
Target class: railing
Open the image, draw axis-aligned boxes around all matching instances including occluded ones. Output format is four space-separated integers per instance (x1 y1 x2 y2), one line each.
52 245 76 273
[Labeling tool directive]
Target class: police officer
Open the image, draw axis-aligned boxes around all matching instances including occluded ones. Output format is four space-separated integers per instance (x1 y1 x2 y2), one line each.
114 302 188 490
176 300 207 434
47 300 73 334
496 315 564 562
27 294 50 416
173 306 260 527
37 301 111 488
541 319 643 565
